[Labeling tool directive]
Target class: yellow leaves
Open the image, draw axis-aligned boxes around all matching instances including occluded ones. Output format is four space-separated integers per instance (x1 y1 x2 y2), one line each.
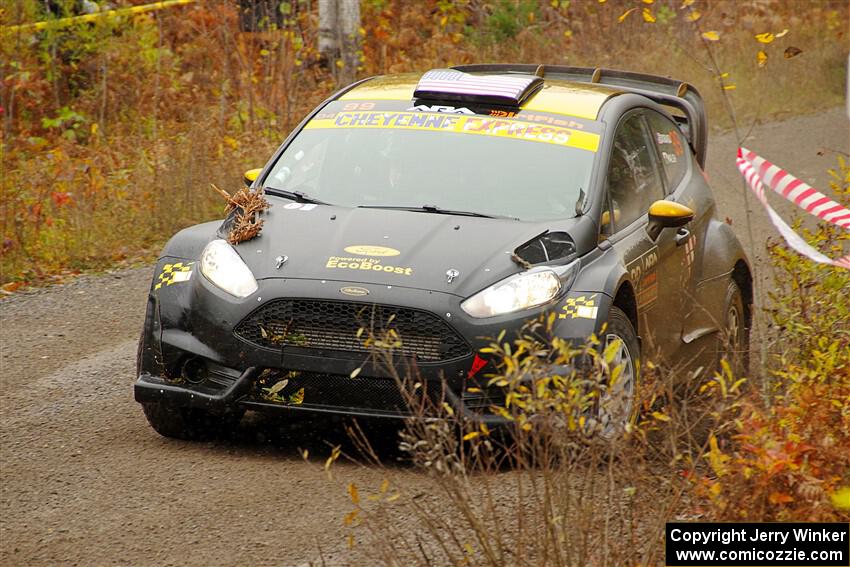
830 487 850 511
680 0 695 6
642 8 656 23
753 29 797 66
349 367 362 379
769 491 794 504
380 478 390 494
651 411 671 422
642 0 654 3
701 31 720 41
686 10 701 22
536 378 548 399
723 84 736 90
707 434 730 476
462 431 480 441
348 482 360 505
618 7 637 22
490 405 514 421
222 135 239 150
324 445 341 473
343 509 359 526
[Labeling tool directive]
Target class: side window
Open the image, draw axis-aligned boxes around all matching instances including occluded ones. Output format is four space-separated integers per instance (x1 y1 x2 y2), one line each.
606 113 665 231
646 110 689 191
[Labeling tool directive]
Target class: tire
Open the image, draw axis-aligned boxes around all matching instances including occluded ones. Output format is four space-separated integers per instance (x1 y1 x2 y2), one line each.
136 330 144 377
142 402 243 441
591 306 641 440
718 280 749 376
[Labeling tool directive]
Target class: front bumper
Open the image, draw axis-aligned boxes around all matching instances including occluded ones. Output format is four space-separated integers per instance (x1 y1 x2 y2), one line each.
135 258 609 422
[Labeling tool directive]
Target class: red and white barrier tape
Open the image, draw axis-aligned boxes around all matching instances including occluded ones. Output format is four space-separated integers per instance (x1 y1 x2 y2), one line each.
736 147 850 270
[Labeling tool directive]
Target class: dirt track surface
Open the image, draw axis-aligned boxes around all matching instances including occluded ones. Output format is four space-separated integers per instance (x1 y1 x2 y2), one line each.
1 108 848 566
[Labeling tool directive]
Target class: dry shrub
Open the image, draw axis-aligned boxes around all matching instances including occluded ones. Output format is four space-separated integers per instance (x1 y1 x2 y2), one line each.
693 159 850 522
322 317 743 566
210 183 270 244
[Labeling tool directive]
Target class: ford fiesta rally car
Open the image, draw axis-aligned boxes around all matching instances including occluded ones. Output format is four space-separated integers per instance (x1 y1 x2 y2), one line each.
135 65 752 440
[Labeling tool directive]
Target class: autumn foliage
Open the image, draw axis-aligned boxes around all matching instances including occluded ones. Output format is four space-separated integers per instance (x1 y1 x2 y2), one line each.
1 0 847 286
694 161 850 522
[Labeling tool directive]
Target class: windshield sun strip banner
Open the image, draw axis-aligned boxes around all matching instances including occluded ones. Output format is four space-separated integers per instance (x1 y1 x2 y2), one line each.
303 111 601 152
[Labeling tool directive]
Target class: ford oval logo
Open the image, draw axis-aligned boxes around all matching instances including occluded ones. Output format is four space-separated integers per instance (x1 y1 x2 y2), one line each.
343 245 400 257
340 286 370 297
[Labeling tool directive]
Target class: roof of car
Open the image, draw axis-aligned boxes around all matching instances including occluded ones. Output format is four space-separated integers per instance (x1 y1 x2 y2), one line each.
339 72 624 120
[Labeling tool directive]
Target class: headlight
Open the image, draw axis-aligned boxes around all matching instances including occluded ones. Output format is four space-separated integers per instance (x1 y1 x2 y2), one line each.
461 268 565 318
200 239 258 298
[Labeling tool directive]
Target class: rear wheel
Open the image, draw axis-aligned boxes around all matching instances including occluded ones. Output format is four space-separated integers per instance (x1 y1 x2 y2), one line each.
718 280 748 376
593 307 640 439
142 403 243 441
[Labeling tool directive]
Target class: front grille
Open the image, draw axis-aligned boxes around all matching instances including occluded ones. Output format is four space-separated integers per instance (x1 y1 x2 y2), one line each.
234 299 470 362
254 370 445 414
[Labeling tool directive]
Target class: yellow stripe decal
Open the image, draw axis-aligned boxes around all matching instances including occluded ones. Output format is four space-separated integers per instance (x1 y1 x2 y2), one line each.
304 111 600 152
522 85 615 120
2 0 196 34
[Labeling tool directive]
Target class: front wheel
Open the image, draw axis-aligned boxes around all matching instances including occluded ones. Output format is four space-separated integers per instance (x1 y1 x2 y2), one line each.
593 307 641 439
142 403 243 441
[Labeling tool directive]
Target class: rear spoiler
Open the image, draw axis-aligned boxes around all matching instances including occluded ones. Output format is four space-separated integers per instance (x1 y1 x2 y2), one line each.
452 64 708 168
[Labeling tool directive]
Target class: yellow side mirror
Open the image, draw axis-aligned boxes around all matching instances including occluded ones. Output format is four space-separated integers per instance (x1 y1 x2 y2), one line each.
647 200 694 239
243 168 262 187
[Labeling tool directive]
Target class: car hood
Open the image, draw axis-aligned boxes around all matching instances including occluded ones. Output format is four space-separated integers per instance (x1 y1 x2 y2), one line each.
229 201 582 297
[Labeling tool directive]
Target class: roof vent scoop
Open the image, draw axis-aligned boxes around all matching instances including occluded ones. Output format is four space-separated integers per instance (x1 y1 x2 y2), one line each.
414 69 543 106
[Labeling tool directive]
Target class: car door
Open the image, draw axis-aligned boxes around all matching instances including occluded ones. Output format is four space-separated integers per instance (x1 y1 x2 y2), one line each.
600 110 688 360
644 110 707 351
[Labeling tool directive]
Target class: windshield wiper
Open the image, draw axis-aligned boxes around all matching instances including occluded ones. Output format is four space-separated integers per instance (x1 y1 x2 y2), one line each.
264 186 327 205
358 204 518 220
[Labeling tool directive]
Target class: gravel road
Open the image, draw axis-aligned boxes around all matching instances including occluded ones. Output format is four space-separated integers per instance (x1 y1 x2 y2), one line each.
1 108 847 566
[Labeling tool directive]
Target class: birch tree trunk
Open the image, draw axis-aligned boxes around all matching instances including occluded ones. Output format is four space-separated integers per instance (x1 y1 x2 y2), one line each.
318 0 360 85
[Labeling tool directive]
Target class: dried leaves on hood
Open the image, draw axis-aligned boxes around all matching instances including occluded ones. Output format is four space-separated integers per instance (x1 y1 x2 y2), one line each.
210 184 270 244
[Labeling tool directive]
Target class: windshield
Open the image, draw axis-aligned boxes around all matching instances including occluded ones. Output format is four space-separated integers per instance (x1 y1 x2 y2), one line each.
264 102 600 222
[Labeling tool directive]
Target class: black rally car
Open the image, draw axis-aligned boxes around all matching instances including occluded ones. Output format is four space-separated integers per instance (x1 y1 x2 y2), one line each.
135 65 752 439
